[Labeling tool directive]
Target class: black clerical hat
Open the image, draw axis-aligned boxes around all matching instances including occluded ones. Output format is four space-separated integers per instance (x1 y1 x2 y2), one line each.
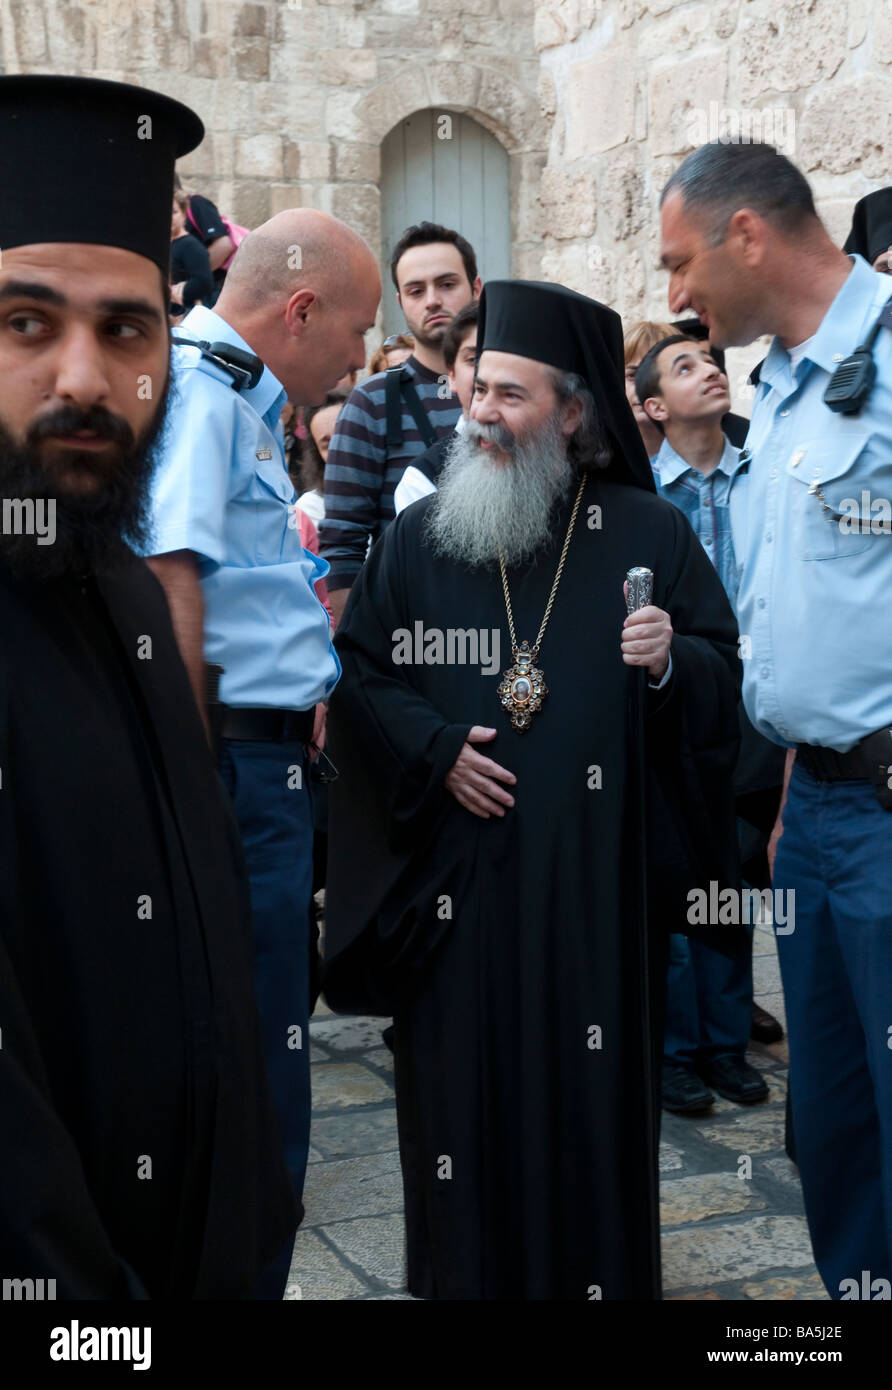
476 280 655 492
0 74 204 274
844 188 892 267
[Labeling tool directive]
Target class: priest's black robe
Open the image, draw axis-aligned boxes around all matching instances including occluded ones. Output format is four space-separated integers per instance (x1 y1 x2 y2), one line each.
0 556 296 1298
323 475 742 1301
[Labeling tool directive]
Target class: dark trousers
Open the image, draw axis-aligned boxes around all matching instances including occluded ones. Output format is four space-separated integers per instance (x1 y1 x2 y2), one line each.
219 737 314 1297
663 929 754 1065
774 762 892 1298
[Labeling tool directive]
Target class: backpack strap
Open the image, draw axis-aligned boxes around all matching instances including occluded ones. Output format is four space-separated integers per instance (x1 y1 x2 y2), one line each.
384 364 438 456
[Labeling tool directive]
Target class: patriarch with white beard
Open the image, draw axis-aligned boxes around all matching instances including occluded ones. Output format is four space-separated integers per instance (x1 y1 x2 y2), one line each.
324 279 743 1302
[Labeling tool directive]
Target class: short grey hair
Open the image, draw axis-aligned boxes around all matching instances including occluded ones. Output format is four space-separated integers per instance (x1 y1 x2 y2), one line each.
548 369 612 472
660 142 818 247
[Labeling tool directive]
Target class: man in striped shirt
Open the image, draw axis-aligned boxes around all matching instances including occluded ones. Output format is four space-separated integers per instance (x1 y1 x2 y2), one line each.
320 221 481 624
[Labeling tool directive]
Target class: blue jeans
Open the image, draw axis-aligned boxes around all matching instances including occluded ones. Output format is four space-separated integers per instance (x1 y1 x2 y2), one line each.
219 738 314 1296
664 929 754 1066
774 762 892 1298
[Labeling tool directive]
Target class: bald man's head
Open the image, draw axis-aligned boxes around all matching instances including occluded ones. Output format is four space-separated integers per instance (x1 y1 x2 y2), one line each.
221 209 375 309
215 209 381 405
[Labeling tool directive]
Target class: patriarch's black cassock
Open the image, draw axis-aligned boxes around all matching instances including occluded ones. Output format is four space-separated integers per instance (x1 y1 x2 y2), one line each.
0 560 296 1296
323 283 742 1301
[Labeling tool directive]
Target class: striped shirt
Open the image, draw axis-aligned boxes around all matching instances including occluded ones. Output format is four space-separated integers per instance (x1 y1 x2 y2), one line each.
319 355 461 591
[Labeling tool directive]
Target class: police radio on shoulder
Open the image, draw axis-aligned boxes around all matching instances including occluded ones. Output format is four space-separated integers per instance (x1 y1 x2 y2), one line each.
172 333 264 393
822 297 892 415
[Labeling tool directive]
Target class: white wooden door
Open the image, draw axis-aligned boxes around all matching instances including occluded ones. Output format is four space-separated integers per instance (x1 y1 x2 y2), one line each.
380 110 511 335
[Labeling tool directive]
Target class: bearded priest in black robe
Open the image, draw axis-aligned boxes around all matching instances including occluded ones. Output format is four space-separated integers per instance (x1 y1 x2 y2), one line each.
324 280 743 1301
0 77 295 1298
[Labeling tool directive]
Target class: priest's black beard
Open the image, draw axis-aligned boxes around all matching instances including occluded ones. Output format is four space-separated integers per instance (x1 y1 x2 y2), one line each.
426 410 574 569
0 380 171 583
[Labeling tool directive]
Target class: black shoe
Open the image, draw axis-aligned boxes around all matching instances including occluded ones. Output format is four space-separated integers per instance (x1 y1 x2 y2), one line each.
699 1054 769 1104
751 1004 784 1044
662 1063 715 1115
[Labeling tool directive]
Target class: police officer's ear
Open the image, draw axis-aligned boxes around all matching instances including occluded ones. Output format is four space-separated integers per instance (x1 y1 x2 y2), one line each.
284 287 318 337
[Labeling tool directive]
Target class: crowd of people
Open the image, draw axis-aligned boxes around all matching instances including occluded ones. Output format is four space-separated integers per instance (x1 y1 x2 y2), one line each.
1 71 891 1304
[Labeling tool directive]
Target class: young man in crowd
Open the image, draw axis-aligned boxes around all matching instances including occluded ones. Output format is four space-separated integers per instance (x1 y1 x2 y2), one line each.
636 335 785 1113
394 300 478 512
319 221 481 624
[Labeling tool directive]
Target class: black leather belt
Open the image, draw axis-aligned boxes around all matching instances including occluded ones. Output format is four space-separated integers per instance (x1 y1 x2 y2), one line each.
221 706 315 744
797 738 878 782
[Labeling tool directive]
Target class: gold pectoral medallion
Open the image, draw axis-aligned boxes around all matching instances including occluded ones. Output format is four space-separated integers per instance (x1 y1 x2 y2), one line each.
497 641 547 732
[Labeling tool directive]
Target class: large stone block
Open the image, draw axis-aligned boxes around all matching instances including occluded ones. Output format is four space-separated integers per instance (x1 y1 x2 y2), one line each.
270 183 317 216
356 72 431 140
639 2 711 59
234 2 269 39
799 79 892 178
538 167 596 240
426 61 482 110
235 132 284 180
648 51 729 157
335 142 381 182
737 0 845 104
600 148 648 241
566 48 636 158
538 68 557 120
540 239 599 298
477 67 548 152
231 178 272 229
317 47 378 87
284 139 333 181
233 35 270 82
326 182 381 248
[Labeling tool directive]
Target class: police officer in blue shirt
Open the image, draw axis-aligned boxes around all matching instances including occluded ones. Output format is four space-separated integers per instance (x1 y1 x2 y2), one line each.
147 208 381 1296
660 142 892 1299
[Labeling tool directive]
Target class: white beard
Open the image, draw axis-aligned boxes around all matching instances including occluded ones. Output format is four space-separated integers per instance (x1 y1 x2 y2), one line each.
426 412 574 569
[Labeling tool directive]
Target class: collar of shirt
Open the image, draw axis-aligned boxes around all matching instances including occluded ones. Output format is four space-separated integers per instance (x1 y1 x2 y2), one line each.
759 254 891 393
652 434 740 487
179 304 287 429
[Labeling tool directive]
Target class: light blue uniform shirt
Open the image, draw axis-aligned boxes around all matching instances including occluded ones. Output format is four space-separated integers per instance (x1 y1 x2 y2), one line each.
727 254 892 751
146 305 340 709
652 435 741 607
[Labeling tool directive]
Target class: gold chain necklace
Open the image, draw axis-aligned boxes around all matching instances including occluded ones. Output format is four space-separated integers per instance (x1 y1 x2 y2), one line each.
497 475 586 732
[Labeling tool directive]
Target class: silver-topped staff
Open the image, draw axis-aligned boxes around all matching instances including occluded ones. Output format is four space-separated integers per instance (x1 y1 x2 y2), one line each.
625 566 654 615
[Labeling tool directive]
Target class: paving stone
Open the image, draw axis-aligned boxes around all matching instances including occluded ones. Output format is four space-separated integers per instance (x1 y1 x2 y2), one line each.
310 1044 329 1063
698 1105 787 1155
307 1144 325 1163
310 1015 392 1052
364 1046 395 1074
312 1108 400 1158
740 1271 829 1300
301 1150 404 1227
659 1141 684 1173
751 926 777 956
660 1172 767 1226
311 1062 394 1112
763 1155 801 1189
324 1213 407 1289
752 953 782 994
662 1215 815 1289
285 1229 366 1300
666 1290 724 1300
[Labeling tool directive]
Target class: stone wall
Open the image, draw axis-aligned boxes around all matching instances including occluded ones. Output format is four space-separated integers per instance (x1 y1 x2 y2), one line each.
0 0 544 323
3 0 889 393
534 0 892 405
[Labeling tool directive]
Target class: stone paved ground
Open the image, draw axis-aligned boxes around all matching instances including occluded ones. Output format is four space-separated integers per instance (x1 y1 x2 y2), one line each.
285 921 825 1301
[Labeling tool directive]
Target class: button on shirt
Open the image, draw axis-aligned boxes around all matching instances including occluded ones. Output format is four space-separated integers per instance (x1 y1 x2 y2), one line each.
651 435 741 606
727 255 892 751
146 305 340 709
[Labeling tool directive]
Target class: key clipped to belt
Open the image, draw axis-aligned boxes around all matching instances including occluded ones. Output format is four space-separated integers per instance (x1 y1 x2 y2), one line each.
863 726 892 811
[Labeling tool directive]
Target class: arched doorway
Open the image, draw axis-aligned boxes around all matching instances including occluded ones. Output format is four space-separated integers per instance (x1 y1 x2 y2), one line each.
380 109 511 335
